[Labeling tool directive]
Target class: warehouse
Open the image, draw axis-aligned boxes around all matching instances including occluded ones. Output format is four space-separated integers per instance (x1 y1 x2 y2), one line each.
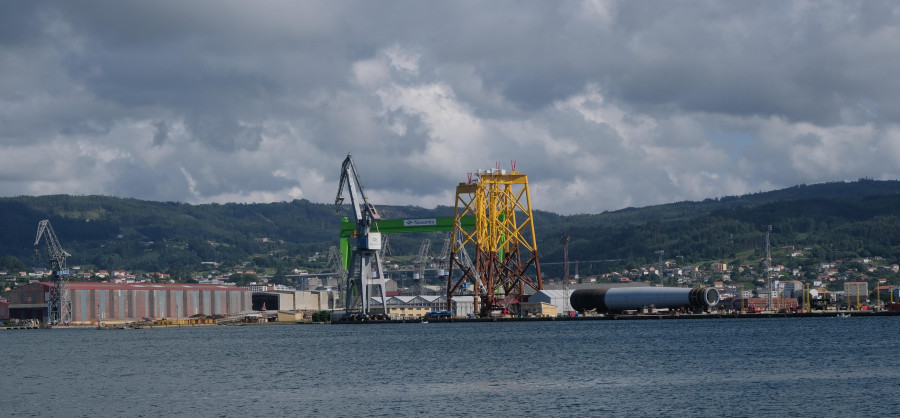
251 290 340 311
528 289 575 315
7 282 252 324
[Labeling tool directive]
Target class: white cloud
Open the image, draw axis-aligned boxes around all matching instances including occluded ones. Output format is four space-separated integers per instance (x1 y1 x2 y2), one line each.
384 44 421 75
2 1 900 215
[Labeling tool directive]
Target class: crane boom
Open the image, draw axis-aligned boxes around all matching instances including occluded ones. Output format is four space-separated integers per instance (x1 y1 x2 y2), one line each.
34 219 72 324
335 154 381 224
334 154 388 317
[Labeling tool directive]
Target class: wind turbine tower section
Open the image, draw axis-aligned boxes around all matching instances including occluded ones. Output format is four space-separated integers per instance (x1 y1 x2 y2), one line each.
447 161 543 317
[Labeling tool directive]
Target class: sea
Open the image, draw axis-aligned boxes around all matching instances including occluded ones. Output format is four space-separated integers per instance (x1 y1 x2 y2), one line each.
2 317 899 417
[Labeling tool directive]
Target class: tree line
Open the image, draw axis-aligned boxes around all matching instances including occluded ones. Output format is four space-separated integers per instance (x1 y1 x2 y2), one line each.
2 179 900 278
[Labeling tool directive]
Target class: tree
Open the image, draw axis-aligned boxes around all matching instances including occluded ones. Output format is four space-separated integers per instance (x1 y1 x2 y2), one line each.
229 273 257 286
311 310 331 322
269 268 289 286
730 264 744 280
0 255 25 272
166 264 192 282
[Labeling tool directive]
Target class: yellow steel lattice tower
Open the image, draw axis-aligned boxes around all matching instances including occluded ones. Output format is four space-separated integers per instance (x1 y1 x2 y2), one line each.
447 163 543 317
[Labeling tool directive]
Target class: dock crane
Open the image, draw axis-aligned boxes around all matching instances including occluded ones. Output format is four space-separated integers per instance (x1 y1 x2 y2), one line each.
34 219 72 324
335 153 388 317
412 238 432 293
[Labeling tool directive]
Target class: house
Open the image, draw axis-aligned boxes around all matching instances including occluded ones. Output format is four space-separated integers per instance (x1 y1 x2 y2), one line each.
518 302 557 317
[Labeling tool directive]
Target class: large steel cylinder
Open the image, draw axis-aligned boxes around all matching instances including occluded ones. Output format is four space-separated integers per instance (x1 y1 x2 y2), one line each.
569 287 720 313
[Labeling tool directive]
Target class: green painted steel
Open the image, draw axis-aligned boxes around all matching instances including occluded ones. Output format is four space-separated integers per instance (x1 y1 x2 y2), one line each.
340 216 474 236
339 217 474 270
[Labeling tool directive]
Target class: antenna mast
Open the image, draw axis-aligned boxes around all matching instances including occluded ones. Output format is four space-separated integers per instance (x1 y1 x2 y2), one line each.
655 250 665 286
765 225 773 312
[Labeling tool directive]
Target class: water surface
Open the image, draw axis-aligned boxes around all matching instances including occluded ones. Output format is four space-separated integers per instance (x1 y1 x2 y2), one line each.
2 317 898 417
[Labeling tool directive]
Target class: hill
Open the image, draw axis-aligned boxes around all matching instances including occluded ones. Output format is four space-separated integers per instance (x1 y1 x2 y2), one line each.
538 179 900 276
2 179 900 278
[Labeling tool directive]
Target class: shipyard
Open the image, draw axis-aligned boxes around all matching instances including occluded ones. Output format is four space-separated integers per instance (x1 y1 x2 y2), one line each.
4 156 900 329
6 3 900 417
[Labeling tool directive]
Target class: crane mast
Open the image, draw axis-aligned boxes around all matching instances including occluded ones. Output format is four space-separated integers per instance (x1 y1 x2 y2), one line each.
34 219 72 324
335 154 388 317
412 238 432 293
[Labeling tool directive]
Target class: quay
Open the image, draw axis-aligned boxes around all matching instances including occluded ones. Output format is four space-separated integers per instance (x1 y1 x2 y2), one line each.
5 310 897 328
332 310 900 324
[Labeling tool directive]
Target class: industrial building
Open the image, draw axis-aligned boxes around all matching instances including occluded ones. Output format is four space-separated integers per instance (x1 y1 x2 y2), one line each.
6 282 251 324
365 295 449 319
844 282 869 307
719 297 798 312
518 301 557 317
348 294 481 319
528 289 575 314
251 290 340 312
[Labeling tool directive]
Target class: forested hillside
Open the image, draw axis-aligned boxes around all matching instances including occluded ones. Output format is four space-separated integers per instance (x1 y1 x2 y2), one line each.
538 179 900 276
2 179 900 277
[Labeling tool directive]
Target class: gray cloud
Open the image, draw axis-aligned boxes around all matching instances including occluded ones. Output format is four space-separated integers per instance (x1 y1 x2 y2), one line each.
2 0 900 214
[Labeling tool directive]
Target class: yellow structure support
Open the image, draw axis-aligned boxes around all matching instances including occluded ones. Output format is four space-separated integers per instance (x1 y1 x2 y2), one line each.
447 164 543 317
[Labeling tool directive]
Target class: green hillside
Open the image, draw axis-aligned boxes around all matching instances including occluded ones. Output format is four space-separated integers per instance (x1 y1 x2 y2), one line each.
2 179 900 279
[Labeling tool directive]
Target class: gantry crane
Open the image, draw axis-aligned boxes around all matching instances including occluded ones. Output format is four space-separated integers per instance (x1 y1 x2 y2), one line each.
34 219 72 324
335 154 388 317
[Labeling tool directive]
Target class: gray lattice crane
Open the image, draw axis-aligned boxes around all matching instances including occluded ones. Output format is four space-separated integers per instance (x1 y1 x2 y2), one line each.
34 219 72 324
326 246 347 279
324 246 348 309
381 235 392 257
437 232 452 272
561 234 570 282
765 225 773 311
412 238 432 293
335 153 388 316
561 234 571 314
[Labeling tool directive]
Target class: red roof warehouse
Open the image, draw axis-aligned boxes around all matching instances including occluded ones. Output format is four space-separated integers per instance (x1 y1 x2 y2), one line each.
6 282 251 324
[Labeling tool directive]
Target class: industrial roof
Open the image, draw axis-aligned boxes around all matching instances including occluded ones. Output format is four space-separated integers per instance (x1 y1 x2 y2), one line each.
42 282 248 292
531 289 573 299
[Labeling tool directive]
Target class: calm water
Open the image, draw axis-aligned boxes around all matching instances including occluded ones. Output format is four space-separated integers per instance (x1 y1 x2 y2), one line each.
2 317 899 417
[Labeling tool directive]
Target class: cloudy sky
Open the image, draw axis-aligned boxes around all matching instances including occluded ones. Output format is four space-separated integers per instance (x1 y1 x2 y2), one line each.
2 1 899 215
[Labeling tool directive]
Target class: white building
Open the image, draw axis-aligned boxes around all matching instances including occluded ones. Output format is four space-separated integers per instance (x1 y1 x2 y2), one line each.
528 289 573 314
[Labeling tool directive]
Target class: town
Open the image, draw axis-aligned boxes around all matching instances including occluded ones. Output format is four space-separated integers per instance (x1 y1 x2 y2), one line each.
4 242 899 328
